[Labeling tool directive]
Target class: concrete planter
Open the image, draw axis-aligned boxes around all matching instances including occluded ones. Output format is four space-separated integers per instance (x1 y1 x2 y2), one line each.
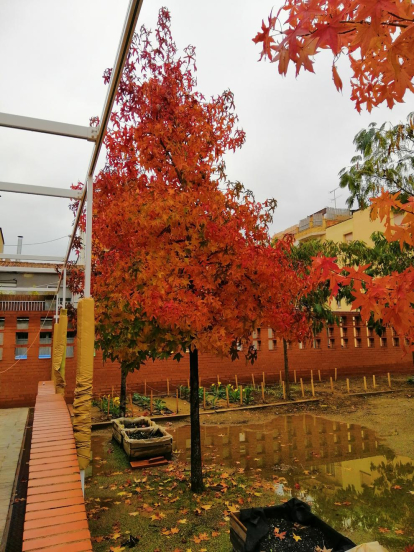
121 425 173 460
112 416 155 445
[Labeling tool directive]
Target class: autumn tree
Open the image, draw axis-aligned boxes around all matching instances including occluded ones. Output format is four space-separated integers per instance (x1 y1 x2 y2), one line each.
271 238 338 396
253 0 414 111
87 9 314 493
339 113 414 208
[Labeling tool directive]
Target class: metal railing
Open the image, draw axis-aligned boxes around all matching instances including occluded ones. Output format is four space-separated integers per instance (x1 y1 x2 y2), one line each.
0 301 46 312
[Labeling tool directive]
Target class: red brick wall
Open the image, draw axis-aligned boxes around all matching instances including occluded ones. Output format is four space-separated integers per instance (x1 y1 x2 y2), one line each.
0 310 412 408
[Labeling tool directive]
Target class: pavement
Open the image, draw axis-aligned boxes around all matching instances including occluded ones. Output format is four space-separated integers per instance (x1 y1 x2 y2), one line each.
0 407 28 544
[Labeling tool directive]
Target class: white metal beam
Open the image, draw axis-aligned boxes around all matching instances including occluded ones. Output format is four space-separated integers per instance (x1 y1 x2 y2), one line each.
57 0 144 296
0 266 59 273
0 253 64 262
0 181 82 199
0 112 99 142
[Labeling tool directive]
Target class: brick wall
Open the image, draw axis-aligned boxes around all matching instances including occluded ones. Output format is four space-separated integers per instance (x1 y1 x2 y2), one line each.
0 309 412 408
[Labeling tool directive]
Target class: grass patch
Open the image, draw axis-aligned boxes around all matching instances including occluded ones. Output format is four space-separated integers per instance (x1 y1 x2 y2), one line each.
86 431 277 551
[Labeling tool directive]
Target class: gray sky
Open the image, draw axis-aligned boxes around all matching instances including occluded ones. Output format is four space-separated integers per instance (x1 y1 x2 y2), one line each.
0 0 412 258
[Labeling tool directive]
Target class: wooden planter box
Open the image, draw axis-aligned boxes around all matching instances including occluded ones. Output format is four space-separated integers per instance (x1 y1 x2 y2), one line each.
121 425 173 460
229 499 356 552
112 416 155 445
229 512 247 552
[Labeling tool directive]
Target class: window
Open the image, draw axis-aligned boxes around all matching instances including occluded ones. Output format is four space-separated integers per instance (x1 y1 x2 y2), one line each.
41 317 53 329
66 345 74 358
380 337 387 348
367 327 374 337
354 327 361 337
252 328 261 339
39 347 51 359
336 298 341 309
392 337 400 347
0 317 4 330
344 232 353 242
67 331 76 344
15 347 27 360
313 339 321 349
17 317 29 329
16 332 28 345
39 332 52 345
328 338 335 349
353 315 362 326
342 327 348 337
268 339 277 351
355 338 362 348
0 334 3 346
341 338 349 348
253 340 261 351
298 341 305 350
368 337 375 348
328 327 334 337
0 349 2 360
268 328 274 339
340 316 347 326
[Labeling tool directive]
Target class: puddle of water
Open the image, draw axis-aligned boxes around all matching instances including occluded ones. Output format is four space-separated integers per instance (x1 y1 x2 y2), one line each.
90 414 414 549
170 414 414 548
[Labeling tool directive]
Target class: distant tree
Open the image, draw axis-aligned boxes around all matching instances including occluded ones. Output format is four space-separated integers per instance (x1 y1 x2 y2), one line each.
339 113 414 208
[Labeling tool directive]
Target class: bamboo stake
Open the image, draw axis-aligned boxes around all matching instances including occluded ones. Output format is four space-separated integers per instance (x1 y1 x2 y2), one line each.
187 378 190 389
150 390 153 415
129 393 133 412
294 370 297 384
311 379 315 397
311 369 313 382
203 387 206 409
282 381 286 400
226 386 230 408
363 376 367 391
335 368 338 381
217 375 220 385
235 375 238 389
300 378 305 398
373 375 376 389
262 372 266 387
252 374 256 389
144 380 147 396
240 385 243 405
318 369 321 382
111 386 114 399
167 378 170 396
279 370 282 384
330 376 334 393
176 389 179 413
387 372 391 388
346 378 350 394
261 381 265 402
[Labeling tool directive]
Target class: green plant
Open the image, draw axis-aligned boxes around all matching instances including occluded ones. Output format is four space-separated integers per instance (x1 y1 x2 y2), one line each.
154 398 166 412
407 376 414 385
99 396 121 417
133 393 150 408
179 385 190 400
228 385 240 403
243 385 254 405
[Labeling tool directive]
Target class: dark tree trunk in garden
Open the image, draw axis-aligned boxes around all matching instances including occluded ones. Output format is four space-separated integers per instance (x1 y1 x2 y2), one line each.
189 348 204 493
120 365 127 417
283 339 291 399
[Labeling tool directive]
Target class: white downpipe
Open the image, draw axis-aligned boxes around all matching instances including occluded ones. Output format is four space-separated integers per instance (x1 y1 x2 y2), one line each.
84 176 93 298
62 267 67 307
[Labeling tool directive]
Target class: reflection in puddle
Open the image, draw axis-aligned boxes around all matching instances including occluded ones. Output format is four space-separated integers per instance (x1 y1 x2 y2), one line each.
171 414 414 548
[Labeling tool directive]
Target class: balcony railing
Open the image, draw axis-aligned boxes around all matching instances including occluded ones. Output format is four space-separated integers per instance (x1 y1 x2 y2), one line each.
0 299 72 312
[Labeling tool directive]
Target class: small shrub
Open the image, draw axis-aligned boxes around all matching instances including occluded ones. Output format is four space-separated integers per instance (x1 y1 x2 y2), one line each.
407 376 414 385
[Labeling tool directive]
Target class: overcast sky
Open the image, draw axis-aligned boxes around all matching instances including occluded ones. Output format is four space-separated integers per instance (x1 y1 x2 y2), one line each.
0 0 412 258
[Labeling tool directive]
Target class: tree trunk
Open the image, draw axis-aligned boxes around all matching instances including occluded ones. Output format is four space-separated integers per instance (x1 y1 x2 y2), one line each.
120 365 127 417
283 339 291 399
189 348 204 493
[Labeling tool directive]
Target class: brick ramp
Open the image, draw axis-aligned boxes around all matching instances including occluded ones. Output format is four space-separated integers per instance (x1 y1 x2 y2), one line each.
23 381 92 552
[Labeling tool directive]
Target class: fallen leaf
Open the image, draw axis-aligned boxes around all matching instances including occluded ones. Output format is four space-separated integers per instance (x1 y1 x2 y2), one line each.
292 533 301 542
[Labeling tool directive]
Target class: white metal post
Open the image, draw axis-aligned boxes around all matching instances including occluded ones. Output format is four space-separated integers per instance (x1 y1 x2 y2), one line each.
55 295 59 322
84 176 93 298
62 268 67 307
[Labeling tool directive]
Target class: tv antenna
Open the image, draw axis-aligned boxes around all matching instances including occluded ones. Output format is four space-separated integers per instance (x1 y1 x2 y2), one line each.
329 187 342 209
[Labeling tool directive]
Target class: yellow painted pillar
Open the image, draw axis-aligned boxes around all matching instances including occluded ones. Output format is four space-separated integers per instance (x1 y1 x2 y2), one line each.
73 298 95 472
51 322 59 384
53 310 68 396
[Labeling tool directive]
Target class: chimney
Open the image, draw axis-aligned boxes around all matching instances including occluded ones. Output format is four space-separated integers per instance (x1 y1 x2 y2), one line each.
17 236 23 255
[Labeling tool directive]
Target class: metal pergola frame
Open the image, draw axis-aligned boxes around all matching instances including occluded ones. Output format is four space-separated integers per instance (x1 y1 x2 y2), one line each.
0 0 144 307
